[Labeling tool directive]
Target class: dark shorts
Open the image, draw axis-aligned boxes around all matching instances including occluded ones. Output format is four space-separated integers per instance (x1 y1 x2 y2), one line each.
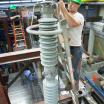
70 46 83 81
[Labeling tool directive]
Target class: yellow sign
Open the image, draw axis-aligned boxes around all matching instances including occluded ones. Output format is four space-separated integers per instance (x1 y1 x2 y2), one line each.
81 0 104 2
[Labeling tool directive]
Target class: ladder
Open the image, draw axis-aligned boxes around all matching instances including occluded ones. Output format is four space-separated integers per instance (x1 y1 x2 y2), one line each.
58 20 79 104
12 19 27 51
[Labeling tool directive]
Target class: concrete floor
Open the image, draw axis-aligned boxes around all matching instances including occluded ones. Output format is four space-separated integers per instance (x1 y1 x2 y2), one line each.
8 73 43 104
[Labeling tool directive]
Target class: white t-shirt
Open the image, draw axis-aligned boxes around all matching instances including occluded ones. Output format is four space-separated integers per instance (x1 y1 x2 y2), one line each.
68 12 84 46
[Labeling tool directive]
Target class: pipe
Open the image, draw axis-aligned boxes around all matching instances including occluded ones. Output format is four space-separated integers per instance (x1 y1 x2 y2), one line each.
88 23 95 55
85 76 104 98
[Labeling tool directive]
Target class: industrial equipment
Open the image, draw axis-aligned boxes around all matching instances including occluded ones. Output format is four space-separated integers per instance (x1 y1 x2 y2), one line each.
26 0 88 104
1 0 104 104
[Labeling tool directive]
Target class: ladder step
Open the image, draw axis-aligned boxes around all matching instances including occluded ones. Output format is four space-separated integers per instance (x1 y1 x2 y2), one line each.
17 45 26 48
15 25 21 28
9 30 13 32
16 39 25 42
16 33 23 35
16 30 24 33
16 36 23 38
8 32 13 35
15 28 22 30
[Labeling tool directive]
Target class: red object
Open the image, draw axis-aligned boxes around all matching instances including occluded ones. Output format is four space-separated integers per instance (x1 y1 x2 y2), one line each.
92 74 97 82
0 84 11 104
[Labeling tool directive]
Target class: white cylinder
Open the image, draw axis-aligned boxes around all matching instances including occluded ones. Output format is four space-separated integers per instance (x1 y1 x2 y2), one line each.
43 79 58 104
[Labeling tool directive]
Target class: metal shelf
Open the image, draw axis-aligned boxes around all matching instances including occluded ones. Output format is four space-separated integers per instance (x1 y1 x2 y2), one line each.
82 2 104 5
0 2 104 9
0 0 42 7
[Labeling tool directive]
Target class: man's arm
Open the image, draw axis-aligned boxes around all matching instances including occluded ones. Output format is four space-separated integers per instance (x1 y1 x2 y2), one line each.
59 1 81 27
10 15 20 20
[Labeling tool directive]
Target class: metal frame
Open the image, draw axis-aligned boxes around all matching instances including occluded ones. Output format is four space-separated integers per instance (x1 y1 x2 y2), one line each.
0 48 40 65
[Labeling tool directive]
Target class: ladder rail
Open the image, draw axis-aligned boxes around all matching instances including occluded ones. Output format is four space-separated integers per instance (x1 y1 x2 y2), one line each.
20 21 27 48
13 21 18 48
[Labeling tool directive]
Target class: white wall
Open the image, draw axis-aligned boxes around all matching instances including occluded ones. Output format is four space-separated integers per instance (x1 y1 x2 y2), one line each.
99 6 104 19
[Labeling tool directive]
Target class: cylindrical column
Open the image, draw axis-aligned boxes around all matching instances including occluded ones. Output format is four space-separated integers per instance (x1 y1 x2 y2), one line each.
39 18 58 104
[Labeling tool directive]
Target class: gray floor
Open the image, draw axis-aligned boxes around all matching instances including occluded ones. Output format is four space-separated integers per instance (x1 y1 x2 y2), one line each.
8 73 43 104
8 73 92 104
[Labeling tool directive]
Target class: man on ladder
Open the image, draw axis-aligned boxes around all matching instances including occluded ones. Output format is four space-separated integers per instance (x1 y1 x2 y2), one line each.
59 0 84 91
9 5 20 25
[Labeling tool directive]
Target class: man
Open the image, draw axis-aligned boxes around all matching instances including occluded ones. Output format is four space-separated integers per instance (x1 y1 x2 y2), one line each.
9 5 20 25
59 0 84 91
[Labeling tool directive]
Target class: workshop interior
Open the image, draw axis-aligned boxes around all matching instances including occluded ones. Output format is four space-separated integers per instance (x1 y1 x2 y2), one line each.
0 0 104 104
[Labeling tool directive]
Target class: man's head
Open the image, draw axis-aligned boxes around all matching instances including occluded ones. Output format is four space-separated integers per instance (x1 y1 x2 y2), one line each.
68 0 81 13
9 5 17 12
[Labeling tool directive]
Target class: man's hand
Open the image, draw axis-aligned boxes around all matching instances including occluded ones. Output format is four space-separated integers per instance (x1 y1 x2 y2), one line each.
58 0 83 27
59 0 65 10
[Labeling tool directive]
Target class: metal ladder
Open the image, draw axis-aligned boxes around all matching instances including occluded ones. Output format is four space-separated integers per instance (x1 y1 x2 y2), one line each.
58 19 79 104
12 19 27 51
